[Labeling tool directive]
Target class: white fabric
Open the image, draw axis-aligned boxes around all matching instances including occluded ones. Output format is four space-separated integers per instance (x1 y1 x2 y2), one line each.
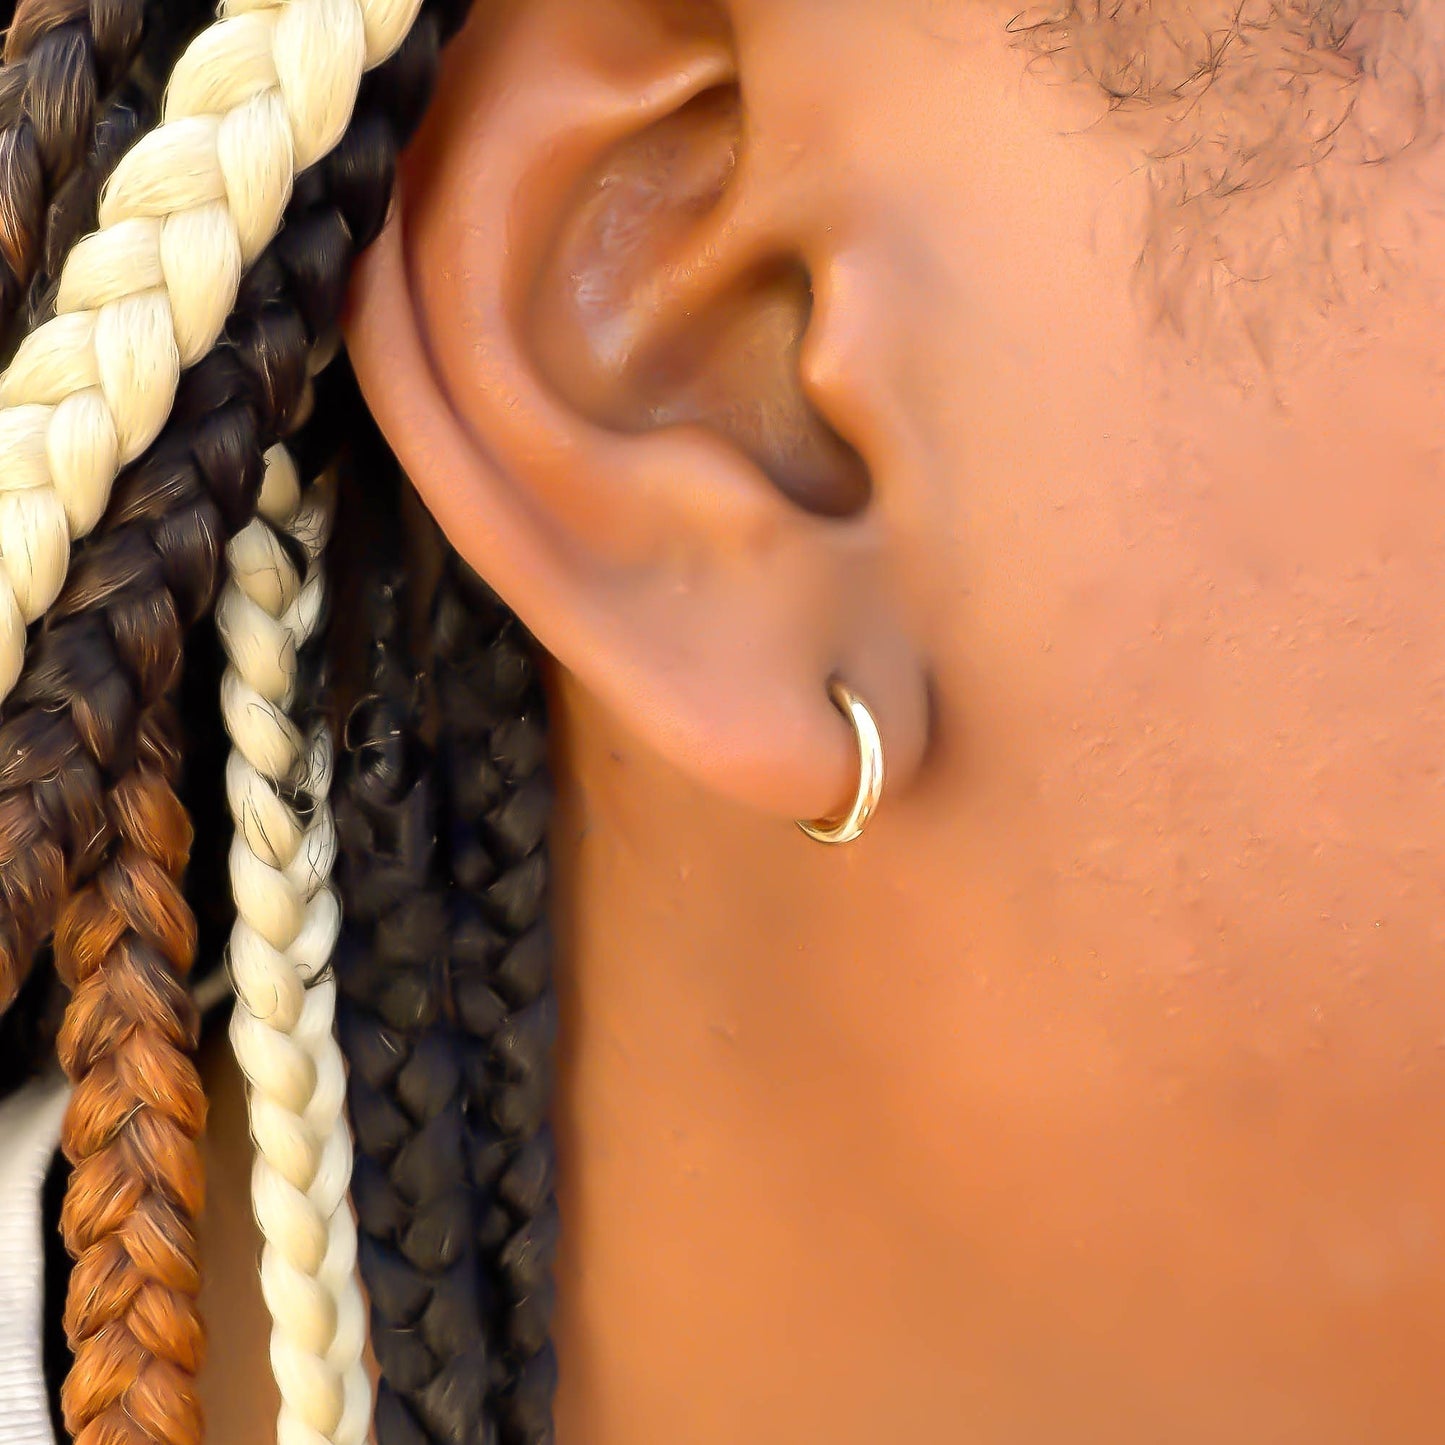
0 995 255 1437
0 1071 70 1445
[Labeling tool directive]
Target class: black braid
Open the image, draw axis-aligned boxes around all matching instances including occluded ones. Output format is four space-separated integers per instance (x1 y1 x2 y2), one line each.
330 426 487 1445
432 554 559 1445
332 420 558 1445
334 550 498 1445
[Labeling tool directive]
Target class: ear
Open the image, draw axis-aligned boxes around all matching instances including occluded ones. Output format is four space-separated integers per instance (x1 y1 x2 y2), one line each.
344 0 930 825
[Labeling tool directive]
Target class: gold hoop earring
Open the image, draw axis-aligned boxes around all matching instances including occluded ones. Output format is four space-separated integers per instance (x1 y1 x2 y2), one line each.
797 678 885 845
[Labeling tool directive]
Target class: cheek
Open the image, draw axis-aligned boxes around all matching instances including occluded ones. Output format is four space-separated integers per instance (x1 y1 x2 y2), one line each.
773 18 1445 1186
1019 448 1445 970
761 0 1445 1070
953 244 1445 988
844 19 1445 1002
723 6 1445 1418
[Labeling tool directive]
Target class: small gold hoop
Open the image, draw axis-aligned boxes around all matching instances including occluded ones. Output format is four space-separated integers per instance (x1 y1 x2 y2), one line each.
797 679 885 845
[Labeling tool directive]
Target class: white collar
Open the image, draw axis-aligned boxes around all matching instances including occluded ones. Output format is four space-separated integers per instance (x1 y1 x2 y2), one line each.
0 1070 70 1445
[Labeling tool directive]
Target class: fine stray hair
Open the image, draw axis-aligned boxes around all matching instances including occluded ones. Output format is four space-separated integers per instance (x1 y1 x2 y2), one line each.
1010 0 1445 366
333 442 559 1444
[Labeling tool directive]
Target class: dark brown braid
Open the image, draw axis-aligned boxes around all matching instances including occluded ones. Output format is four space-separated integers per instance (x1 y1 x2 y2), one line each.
335 546 493 1445
21 0 227 333
8 66 148 350
0 0 467 1014
52 699 205 1445
8 0 225 358
0 0 210 1095
0 0 150 334
433 557 558 1445
334 432 557 1445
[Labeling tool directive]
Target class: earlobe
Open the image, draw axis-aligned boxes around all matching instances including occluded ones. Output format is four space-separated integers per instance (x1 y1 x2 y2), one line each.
343 0 932 828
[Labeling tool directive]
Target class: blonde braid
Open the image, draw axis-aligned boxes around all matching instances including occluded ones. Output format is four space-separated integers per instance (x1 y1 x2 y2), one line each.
0 0 421 697
220 444 368 1445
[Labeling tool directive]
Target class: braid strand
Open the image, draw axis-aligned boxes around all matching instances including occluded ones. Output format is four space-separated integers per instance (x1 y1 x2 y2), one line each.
223 444 370 1445
0 0 429 696
432 556 558 1445
53 699 206 1445
0 0 146 329
334 482 559 1445
0 0 460 1013
336 555 495 1445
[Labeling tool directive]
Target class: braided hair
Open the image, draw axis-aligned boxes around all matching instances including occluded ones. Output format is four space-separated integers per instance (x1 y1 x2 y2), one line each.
0 0 478 1440
0 0 560 1439
431 554 558 1445
334 406 557 1445
0 0 148 331
0 0 437 697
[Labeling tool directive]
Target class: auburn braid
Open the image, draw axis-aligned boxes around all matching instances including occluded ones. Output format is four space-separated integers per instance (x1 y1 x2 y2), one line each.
431 555 558 1445
25 354 281 1445
51 698 205 1445
0 0 466 1015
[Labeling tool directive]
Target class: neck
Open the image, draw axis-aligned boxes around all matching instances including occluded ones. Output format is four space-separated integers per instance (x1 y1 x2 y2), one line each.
546 668 962 1444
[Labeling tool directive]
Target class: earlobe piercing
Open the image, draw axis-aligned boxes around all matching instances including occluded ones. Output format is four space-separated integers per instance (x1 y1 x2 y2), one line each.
798 678 885 845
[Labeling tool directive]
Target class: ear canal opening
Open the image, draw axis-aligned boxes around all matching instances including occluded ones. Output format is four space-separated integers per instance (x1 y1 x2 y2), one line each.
633 251 872 518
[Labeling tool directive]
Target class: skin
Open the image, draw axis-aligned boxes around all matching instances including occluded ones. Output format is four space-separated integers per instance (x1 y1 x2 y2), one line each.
202 1 1445 1440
